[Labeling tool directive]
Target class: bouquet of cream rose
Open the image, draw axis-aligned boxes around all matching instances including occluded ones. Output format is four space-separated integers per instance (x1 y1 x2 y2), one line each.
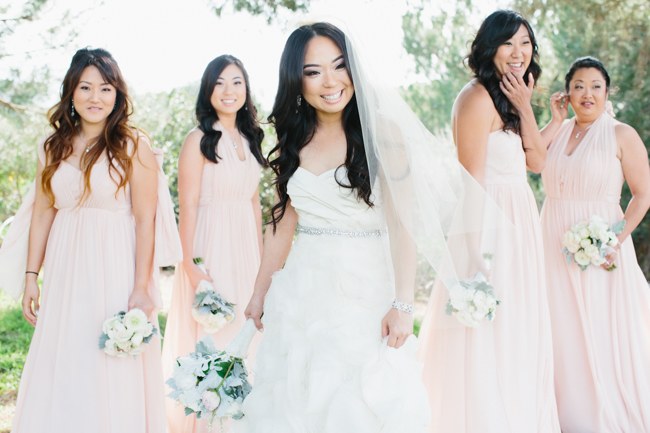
192 280 236 334
99 308 157 357
191 257 236 333
167 319 257 423
446 271 500 327
562 215 625 271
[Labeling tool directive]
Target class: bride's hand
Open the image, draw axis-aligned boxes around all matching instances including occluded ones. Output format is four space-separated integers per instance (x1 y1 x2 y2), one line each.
245 292 265 331
381 308 413 349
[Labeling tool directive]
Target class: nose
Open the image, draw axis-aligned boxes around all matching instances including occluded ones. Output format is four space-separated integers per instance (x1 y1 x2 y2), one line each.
89 89 100 102
322 69 337 87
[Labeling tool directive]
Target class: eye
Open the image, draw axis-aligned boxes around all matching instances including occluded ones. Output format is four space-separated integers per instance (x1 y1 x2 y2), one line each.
522 40 531 45
303 69 319 77
80 85 90 91
215 81 224 86
502 41 513 46
335 62 347 70
234 80 243 85
101 87 113 92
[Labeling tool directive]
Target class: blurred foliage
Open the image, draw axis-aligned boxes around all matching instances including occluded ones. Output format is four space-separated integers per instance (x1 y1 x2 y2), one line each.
208 0 310 23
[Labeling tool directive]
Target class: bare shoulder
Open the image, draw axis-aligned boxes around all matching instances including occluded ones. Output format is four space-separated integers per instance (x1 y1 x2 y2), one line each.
614 120 642 144
181 127 204 151
454 81 494 109
453 80 497 130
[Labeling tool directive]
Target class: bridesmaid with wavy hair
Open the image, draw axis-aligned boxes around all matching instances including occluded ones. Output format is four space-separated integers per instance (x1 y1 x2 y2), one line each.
161 54 265 433
541 56 650 432
9 47 178 433
418 10 560 433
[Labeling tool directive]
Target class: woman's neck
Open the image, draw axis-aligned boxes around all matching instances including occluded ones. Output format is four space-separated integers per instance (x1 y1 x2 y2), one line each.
218 114 237 131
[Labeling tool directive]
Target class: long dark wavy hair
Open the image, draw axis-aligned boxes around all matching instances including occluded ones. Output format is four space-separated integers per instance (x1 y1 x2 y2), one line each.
565 56 610 92
268 22 372 230
42 47 136 205
467 10 542 134
195 55 265 165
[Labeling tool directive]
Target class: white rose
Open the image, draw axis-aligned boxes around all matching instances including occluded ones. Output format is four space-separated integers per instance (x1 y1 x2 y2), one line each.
102 316 123 335
583 244 601 260
580 238 593 248
563 231 581 253
103 339 119 356
578 227 590 239
590 254 606 266
179 389 202 412
123 309 150 333
574 250 591 267
131 332 144 347
173 369 197 390
201 390 221 412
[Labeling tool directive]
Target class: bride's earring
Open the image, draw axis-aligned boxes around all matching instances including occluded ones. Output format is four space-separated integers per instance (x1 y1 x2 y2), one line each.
71 100 75 118
295 94 302 114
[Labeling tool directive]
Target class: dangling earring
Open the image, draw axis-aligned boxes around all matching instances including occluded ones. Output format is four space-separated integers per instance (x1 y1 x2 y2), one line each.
295 94 302 114
71 101 75 117
244 105 248 111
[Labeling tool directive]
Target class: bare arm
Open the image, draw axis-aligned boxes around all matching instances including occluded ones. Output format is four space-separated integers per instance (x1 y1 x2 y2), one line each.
540 91 569 148
500 72 546 172
22 159 57 326
244 201 298 330
127 135 158 318
453 83 495 184
252 189 263 255
177 129 212 288
617 123 650 241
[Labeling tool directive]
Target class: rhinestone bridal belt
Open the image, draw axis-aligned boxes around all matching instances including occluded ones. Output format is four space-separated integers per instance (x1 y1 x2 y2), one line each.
296 224 384 238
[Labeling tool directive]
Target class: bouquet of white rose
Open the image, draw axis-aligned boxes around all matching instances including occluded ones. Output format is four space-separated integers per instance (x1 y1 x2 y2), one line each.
562 215 625 271
446 272 500 328
192 280 236 334
99 308 157 357
167 319 257 424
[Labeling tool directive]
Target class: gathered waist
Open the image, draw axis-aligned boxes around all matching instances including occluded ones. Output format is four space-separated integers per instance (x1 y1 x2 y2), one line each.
545 195 620 204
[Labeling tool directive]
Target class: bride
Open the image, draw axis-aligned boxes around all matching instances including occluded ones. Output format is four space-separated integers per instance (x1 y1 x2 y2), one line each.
237 22 431 432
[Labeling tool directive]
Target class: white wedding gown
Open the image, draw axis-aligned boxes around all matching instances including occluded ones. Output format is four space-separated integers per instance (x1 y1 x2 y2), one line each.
235 167 430 433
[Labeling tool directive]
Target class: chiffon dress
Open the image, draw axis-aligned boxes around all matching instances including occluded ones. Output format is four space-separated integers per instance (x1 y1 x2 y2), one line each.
418 130 560 433
10 142 180 433
235 167 430 433
540 112 650 433
162 124 262 433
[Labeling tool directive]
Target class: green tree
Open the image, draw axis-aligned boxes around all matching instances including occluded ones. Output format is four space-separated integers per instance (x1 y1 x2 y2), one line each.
209 0 310 23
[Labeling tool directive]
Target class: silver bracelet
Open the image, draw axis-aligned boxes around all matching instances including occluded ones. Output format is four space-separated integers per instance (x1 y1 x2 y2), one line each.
391 299 414 314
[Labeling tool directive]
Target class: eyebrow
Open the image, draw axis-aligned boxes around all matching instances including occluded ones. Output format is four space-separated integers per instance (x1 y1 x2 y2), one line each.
303 55 345 69
80 80 110 85
217 76 243 80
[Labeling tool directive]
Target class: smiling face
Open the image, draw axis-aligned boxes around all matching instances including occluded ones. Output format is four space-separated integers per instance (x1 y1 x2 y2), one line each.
210 63 247 118
72 65 117 129
567 67 608 122
493 24 533 78
301 35 354 121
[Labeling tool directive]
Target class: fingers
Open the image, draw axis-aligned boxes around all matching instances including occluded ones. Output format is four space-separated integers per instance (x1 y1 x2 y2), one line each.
381 318 389 338
253 316 264 331
527 72 535 89
22 297 37 326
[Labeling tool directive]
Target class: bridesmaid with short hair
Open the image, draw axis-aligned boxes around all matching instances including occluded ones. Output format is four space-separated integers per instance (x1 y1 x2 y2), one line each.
541 56 650 433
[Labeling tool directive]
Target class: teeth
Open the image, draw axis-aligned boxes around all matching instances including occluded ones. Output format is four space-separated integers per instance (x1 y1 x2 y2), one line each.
222 99 236 104
323 91 342 101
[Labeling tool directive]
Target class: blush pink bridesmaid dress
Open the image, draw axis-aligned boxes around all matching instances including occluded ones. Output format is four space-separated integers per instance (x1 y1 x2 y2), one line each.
10 141 180 433
541 112 650 433
418 130 560 433
161 123 262 433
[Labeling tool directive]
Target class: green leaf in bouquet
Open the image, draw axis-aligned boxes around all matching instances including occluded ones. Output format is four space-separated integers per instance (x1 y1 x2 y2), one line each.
611 219 626 235
184 407 196 416
193 257 204 265
98 333 110 349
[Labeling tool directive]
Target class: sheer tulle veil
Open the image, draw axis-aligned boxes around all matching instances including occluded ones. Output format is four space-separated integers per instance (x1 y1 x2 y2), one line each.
340 24 509 322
